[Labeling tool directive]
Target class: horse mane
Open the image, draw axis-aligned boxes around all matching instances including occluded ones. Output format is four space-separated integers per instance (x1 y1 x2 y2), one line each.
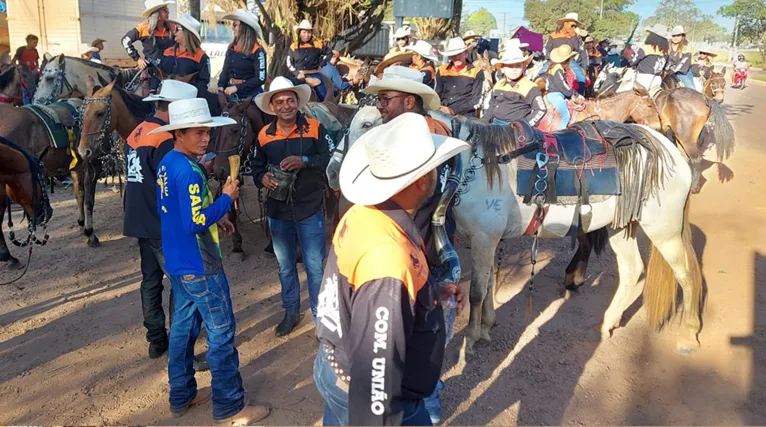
63 55 119 73
114 86 154 119
0 66 16 90
457 115 519 189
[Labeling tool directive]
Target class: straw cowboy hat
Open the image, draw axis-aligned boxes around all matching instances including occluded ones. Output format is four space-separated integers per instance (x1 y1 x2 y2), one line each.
556 12 582 26
439 37 470 57
294 19 313 32
575 28 588 38
375 50 414 74
224 9 264 40
91 39 106 47
362 66 441 110
491 46 532 68
254 76 311 115
462 30 479 41
84 47 100 54
697 50 718 57
584 36 594 43
171 14 202 42
405 40 438 62
143 79 198 102
645 23 670 39
393 27 411 39
550 45 577 63
670 25 685 36
339 113 470 206
148 98 236 134
142 0 175 18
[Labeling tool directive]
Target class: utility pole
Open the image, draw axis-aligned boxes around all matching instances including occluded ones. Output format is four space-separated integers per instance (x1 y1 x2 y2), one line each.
600 0 604 19
189 0 200 20
731 15 739 47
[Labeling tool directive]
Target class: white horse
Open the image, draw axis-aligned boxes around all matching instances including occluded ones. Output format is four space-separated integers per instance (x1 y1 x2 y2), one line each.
595 63 705 96
329 107 703 358
34 54 140 104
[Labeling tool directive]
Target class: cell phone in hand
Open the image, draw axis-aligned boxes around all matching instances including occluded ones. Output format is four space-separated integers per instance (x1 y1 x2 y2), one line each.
200 153 216 163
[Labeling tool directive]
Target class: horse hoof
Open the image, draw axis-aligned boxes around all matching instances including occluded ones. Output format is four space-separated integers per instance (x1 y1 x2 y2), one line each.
479 330 492 343
231 251 246 262
5 258 23 270
87 235 101 247
461 336 476 358
77 219 85 228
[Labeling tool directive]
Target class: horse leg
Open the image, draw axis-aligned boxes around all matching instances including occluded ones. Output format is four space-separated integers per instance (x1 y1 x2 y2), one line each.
70 168 85 228
83 163 100 247
0 192 22 269
600 228 644 340
564 234 593 291
480 271 496 342
461 233 500 359
230 206 245 262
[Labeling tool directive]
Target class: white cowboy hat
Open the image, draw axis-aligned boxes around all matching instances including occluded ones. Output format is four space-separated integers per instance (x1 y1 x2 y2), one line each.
143 79 198 102
223 9 264 41
170 14 202 42
254 76 311 115
462 30 479 41
439 37 469 58
148 98 236 134
491 46 532 68
362 66 441 110
294 19 313 32
645 24 670 39
584 36 594 43
504 38 529 49
405 40 438 62
670 25 685 36
575 28 588 38
550 45 577 63
556 12 582 26
393 27 410 39
142 0 175 19
339 113 470 206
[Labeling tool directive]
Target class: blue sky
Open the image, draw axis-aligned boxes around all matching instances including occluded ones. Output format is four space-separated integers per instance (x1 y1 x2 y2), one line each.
463 0 736 33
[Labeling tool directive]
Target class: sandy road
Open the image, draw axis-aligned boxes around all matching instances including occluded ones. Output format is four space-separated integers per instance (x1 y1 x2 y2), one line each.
1 83 765 425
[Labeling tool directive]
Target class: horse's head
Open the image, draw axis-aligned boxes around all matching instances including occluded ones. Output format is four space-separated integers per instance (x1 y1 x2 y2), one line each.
708 68 726 104
629 88 662 130
326 105 382 191
78 77 117 159
33 54 67 103
212 93 259 181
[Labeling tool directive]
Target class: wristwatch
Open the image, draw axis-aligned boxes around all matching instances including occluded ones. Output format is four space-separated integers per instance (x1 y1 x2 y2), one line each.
301 155 309 165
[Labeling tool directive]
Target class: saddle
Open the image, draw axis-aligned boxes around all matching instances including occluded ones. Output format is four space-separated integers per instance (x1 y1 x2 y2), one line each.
22 100 81 169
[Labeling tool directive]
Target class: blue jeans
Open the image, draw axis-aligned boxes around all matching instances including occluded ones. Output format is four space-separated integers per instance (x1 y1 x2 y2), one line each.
676 71 695 89
168 273 245 420
314 346 433 426
545 92 570 130
307 72 327 101
268 210 326 318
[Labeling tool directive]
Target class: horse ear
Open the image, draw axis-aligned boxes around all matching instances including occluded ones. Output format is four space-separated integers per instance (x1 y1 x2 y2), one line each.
86 75 95 97
720 66 727 76
57 54 65 65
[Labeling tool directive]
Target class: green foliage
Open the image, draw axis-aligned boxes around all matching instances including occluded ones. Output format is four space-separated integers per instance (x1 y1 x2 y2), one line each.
643 0 730 42
524 0 636 40
464 8 498 36
719 0 766 44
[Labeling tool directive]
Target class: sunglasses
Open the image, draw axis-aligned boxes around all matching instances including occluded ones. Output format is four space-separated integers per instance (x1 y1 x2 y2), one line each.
396 37 407 41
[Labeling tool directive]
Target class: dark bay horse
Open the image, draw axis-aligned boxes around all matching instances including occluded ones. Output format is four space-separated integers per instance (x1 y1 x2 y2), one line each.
0 137 53 269
0 65 37 106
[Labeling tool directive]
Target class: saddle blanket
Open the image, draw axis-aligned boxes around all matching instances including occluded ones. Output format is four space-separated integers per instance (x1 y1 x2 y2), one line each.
516 123 620 204
22 101 79 150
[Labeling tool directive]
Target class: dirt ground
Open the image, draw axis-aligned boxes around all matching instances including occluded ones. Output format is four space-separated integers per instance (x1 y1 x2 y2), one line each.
2 84 766 426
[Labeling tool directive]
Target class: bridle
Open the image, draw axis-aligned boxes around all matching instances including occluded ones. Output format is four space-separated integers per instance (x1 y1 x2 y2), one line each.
215 106 251 178
37 67 75 105
0 70 29 104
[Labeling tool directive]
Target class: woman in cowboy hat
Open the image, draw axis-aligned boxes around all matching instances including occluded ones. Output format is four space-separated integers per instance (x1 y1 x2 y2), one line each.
374 50 414 78
692 50 716 81
544 45 579 130
82 47 102 63
584 36 602 69
91 39 106 61
153 14 210 96
543 12 588 95
668 26 694 89
122 0 176 72
485 45 546 127
389 26 411 54
406 40 438 88
630 24 670 90
435 37 486 116
286 19 334 101
217 9 267 100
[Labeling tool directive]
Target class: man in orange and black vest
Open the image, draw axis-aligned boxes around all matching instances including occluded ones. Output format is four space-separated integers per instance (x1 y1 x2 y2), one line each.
435 37 486 117
286 19 333 101
313 113 468 425
123 80 197 359
253 77 332 336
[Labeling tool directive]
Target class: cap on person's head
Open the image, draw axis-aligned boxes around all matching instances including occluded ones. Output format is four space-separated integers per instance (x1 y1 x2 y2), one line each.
148 98 236 134
339 113 470 205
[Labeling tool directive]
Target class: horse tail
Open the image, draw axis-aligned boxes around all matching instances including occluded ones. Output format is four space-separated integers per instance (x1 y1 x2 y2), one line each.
706 99 735 162
644 195 702 330
587 227 609 256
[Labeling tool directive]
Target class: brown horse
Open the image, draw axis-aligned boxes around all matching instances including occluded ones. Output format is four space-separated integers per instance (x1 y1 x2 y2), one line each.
702 69 727 104
654 87 734 193
0 65 37 106
537 89 661 132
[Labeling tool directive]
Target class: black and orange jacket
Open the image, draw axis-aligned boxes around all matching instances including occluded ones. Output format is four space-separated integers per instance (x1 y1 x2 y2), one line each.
631 45 668 76
122 21 175 62
410 62 436 88
252 114 332 221
315 201 446 425
546 64 575 98
286 38 333 76
435 62 485 115
217 42 268 97
485 77 546 126
124 116 173 239
156 45 211 94
545 32 587 69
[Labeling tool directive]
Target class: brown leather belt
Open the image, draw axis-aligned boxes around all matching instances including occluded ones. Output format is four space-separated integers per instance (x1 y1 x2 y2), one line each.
229 78 246 84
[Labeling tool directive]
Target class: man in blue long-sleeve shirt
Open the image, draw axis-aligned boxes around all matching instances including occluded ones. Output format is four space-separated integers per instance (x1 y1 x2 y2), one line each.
153 97 270 425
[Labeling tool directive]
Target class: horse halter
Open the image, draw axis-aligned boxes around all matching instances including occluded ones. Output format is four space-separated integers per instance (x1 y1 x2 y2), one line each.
214 108 251 179
80 96 113 145
37 67 74 105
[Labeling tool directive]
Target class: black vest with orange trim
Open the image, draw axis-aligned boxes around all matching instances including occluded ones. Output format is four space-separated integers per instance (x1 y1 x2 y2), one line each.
410 63 436 88
160 45 209 82
218 42 267 96
253 114 331 221
288 39 330 72
315 201 445 424
124 116 174 239
435 62 485 115
122 21 175 62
